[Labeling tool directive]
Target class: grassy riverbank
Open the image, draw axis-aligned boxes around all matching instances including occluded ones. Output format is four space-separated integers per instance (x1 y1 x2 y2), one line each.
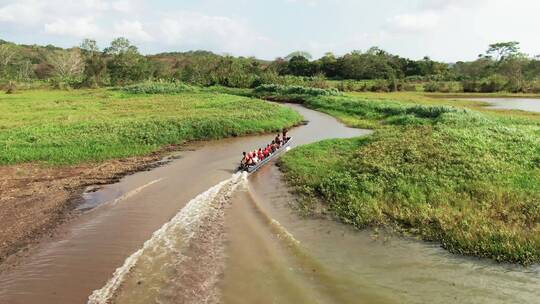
278 91 540 264
0 87 302 263
0 89 302 165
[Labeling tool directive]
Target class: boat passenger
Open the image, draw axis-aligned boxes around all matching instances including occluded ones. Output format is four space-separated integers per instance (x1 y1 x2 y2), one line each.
282 128 289 142
264 146 270 158
248 151 256 164
258 148 264 160
253 150 260 163
242 151 254 166
275 134 282 146
270 141 277 153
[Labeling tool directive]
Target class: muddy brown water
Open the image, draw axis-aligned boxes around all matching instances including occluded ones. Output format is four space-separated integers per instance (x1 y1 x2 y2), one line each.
0 104 538 304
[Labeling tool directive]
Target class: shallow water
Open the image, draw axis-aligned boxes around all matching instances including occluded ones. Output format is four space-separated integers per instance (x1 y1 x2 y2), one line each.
467 97 540 113
0 103 538 304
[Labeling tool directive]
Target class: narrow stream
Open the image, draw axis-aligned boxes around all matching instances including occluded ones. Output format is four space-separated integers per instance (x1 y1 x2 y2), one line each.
0 104 538 304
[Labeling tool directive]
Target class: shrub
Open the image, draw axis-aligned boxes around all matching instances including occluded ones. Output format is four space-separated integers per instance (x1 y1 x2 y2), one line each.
504 78 524 93
308 73 330 89
336 80 368 92
254 84 341 97
424 81 439 92
4 81 16 94
424 81 463 93
480 75 508 93
370 79 390 92
523 79 540 93
462 76 509 93
462 80 481 93
122 81 197 94
402 83 418 92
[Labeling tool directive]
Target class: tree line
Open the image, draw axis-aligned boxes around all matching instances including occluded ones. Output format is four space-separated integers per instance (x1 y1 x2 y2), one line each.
0 38 539 93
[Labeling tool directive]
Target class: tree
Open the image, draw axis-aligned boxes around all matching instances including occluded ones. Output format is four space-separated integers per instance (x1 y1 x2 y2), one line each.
81 39 99 53
47 49 84 79
318 52 338 78
287 55 316 76
104 37 138 56
0 44 17 77
336 51 396 80
105 37 150 85
16 60 33 80
524 58 540 80
268 57 288 75
498 56 527 92
416 56 449 77
486 41 521 62
452 57 493 80
80 39 107 87
285 51 312 61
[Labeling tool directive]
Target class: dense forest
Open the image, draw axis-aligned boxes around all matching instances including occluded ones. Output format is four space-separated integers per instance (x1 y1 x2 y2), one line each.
1 38 539 93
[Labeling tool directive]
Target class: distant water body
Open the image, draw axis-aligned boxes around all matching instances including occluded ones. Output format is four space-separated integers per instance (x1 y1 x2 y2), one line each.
467 97 540 113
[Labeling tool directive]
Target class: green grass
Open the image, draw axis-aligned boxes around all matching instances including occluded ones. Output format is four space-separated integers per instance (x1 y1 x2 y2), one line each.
279 92 540 264
0 89 302 165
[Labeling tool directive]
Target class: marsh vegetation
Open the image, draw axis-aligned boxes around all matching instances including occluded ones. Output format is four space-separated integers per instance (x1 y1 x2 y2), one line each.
277 90 540 264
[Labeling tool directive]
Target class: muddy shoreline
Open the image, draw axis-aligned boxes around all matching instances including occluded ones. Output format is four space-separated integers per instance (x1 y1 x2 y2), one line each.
0 144 186 271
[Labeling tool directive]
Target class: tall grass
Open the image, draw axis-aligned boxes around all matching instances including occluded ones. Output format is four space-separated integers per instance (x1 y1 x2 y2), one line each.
121 81 198 94
0 89 302 165
280 93 540 264
254 84 341 97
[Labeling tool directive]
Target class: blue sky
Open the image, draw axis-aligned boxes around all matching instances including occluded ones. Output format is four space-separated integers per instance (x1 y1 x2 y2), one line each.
1 0 539 61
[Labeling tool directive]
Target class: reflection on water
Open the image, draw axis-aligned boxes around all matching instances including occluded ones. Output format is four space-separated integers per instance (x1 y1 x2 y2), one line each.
467 97 540 113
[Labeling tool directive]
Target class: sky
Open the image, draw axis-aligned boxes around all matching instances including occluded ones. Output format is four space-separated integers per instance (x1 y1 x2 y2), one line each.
1 0 539 62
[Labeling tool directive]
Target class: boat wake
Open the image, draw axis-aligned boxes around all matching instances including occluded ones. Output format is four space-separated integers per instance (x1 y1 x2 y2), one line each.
88 172 248 304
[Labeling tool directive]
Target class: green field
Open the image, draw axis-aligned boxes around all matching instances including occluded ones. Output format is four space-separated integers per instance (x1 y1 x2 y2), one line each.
278 90 540 264
0 89 302 165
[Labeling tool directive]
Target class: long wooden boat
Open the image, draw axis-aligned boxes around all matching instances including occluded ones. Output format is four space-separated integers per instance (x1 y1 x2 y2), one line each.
238 138 293 173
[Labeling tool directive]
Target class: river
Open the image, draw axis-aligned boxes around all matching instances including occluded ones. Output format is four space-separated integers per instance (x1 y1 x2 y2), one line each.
0 104 538 304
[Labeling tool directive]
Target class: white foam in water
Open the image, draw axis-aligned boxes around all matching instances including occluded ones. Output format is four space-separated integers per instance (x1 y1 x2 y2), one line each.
110 178 164 205
87 172 247 304
82 178 165 211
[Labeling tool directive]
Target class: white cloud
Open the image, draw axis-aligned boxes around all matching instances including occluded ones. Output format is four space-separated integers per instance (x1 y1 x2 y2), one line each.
387 11 440 33
0 0 272 56
0 1 44 25
110 0 133 13
286 0 320 7
44 17 102 38
157 11 273 56
419 0 487 10
1 0 540 61
113 20 152 42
